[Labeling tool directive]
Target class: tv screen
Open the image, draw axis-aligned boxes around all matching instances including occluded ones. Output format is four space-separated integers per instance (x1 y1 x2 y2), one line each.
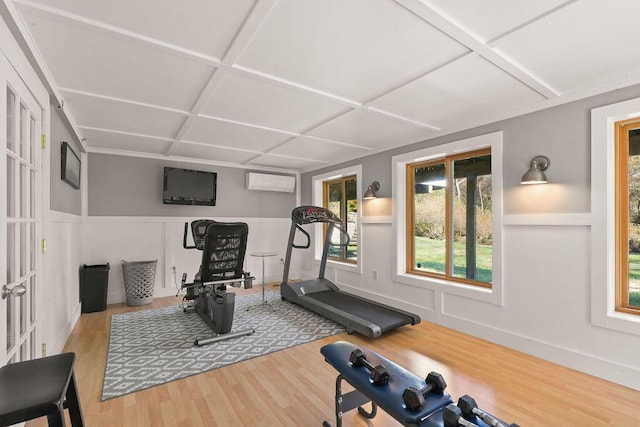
163 167 217 206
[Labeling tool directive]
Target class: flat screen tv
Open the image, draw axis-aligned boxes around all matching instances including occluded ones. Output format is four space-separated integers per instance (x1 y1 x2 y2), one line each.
163 167 217 206
61 141 81 189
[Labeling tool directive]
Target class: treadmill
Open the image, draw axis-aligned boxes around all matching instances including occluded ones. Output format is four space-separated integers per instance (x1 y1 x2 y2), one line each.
281 206 420 338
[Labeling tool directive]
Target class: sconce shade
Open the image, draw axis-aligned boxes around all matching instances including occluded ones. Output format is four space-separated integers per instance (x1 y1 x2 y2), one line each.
364 181 380 199
521 155 550 185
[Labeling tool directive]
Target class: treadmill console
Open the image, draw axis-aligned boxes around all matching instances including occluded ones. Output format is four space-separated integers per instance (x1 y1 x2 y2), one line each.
292 206 342 224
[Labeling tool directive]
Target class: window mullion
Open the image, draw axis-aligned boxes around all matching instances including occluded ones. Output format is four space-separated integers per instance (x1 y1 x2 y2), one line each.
407 164 416 273
341 179 347 259
616 123 628 310
445 158 453 279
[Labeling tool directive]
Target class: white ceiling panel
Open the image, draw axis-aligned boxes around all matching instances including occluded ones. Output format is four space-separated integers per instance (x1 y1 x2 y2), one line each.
308 110 435 149
371 54 545 128
423 0 569 42
183 116 291 151
492 0 640 93
270 136 370 162
18 7 214 110
247 154 325 170
171 143 257 164
62 91 186 138
22 0 256 58
236 0 469 102
80 128 172 154
9 0 640 173
201 73 349 133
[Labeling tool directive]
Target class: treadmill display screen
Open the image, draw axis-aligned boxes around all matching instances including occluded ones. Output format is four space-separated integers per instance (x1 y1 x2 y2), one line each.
293 206 342 224
302 207 328 222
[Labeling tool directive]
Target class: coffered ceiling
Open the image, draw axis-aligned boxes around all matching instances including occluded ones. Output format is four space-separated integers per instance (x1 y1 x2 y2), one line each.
7 0 640 172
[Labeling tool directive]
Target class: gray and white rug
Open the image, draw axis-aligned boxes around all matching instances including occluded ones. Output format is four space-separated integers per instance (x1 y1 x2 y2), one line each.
102 291 345 400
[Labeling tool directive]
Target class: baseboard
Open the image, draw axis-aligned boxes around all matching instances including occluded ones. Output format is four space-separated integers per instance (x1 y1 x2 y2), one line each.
441 314 640 391
336 283 640 391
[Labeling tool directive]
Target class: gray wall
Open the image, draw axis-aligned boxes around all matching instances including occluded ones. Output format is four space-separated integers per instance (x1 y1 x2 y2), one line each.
50 105 82 215
303 83 640 214
88 153 296 217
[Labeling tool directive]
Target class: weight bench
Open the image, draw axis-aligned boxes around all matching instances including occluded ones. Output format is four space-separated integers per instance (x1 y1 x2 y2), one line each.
321 341 518 427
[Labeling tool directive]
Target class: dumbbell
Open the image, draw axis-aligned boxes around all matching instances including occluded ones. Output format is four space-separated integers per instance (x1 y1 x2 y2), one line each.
401 371 447 412
442 404 479 427
457 395 520 427
349 349 390 385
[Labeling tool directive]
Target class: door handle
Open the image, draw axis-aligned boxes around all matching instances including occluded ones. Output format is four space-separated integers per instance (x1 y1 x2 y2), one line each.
1 284 26 300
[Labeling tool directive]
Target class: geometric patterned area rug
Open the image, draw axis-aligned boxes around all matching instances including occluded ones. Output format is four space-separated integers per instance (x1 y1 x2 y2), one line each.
102 290 345 400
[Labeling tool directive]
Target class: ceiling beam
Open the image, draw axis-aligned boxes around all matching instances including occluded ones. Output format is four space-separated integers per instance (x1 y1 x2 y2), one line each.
165 0 280 157
1 0 86 150
394 0 559 99
15 0 442 137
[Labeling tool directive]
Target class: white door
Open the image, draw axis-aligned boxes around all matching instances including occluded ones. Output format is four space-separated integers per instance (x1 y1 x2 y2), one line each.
0 51 43 366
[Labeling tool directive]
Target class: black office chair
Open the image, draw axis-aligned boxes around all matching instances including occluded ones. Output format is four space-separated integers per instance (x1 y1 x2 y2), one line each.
181 221 255 346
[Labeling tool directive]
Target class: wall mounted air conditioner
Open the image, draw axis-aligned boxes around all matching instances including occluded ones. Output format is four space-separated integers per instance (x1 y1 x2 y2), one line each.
246 172 296 193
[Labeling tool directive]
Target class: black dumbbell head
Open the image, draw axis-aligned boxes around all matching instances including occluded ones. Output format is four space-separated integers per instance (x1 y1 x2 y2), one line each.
442 404 463 427
349 349 366 367
402 386 426 412
425 371 447 393
371 365 390 385
457 394 478 418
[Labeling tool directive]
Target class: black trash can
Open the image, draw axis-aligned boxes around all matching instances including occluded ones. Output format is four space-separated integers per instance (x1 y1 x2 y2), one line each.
80 263 110 313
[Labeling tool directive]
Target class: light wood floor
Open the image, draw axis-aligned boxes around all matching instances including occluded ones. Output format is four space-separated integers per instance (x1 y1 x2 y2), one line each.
27 283 640 426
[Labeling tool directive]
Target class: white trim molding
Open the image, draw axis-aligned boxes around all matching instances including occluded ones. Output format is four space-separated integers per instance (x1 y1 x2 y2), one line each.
392 131 504 305
591 97 640 336
312 164 363 274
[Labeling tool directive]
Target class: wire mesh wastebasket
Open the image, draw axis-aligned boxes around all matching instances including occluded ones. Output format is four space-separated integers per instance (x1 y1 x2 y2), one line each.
121 260 157 306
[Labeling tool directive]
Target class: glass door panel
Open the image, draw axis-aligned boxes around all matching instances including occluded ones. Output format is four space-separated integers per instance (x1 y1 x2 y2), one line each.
1 53 43 365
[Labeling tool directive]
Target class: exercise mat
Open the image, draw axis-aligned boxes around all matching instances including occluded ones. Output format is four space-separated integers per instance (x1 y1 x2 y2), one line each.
102 291 345 400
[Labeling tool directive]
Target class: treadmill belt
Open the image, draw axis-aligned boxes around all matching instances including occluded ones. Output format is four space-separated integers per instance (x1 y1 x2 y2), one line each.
306 290 411 332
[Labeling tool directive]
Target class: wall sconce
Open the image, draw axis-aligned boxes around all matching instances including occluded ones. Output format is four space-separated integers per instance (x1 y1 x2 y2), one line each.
364 181 380 199
520 155 550 185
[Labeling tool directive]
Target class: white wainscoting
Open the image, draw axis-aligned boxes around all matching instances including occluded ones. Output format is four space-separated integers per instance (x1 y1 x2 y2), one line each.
82 217 298 304
44 210 83 355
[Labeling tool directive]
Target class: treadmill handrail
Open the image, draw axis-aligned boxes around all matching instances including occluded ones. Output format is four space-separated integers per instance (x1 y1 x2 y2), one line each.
331 224 350 247
292 224 311 249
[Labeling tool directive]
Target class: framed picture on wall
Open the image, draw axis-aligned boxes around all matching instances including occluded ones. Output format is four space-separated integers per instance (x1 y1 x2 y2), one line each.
61 141 80 189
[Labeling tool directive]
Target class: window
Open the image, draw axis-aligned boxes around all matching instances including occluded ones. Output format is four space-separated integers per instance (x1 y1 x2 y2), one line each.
392 131 502 304
406 148 492 288
312 165 362 270
323 175 358 263
615 118 640 315
591 97 640 334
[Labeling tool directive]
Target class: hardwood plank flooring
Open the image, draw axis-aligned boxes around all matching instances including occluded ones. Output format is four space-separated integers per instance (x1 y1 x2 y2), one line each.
27 284 640 426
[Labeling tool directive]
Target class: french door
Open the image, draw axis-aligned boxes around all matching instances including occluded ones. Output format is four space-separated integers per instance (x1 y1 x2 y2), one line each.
0 51 43 366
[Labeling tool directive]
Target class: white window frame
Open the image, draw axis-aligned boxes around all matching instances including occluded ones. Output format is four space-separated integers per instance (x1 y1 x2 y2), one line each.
591 97 640 335
392 131 503 305
312 164 362 273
